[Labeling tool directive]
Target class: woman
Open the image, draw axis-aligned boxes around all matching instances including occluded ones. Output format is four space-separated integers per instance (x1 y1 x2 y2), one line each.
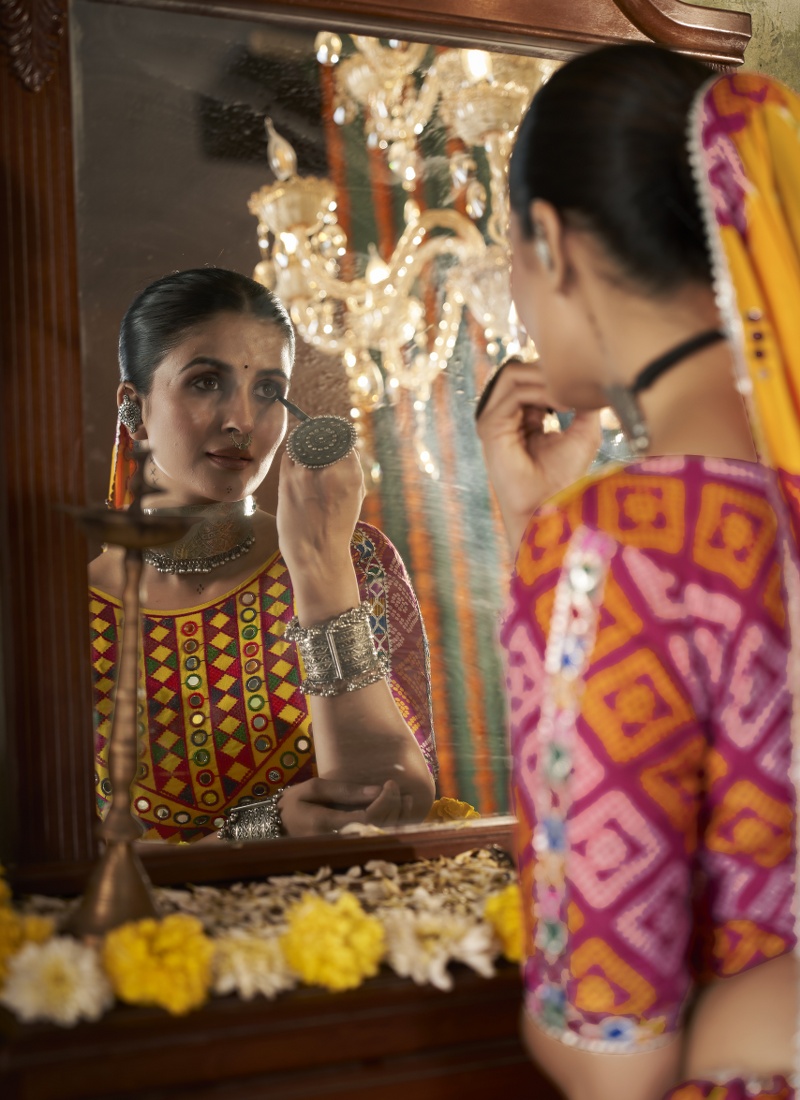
90 268 436 841
477 45 799 1100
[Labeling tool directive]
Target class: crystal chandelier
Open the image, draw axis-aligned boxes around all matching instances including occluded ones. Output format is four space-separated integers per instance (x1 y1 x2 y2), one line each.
249 35 558 471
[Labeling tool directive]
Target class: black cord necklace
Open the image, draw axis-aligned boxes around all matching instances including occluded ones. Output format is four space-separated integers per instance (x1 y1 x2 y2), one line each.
632 328 726 395
609 327 727 454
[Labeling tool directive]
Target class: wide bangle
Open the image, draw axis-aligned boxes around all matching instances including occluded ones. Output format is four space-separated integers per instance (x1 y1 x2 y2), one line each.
285 601 389 697
217 790 285 841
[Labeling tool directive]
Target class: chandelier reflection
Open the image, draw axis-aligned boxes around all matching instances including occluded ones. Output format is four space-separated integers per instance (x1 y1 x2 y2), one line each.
248 35 558 475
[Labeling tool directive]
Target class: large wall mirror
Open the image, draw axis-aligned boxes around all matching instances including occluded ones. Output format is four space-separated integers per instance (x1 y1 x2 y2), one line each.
0 0 750 889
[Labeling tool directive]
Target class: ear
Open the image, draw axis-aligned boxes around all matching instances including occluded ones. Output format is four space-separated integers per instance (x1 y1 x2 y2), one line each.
116 382 148 440
530 200 569 292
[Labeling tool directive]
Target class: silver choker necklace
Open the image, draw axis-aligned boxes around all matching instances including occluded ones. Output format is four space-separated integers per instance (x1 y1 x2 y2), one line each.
142 497 256 575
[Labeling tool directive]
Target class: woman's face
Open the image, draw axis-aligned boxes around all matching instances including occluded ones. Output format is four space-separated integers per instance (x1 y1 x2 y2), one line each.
509 211 606 410
135 311 293 505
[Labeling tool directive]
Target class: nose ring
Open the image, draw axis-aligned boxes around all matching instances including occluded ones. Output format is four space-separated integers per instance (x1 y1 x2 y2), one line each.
230 430 252 450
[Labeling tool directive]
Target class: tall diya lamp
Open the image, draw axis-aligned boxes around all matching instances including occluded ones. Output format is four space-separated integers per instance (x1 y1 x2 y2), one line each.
63 446 198 939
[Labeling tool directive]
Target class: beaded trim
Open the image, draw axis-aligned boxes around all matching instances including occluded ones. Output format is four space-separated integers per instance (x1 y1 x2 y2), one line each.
527 527 639 1046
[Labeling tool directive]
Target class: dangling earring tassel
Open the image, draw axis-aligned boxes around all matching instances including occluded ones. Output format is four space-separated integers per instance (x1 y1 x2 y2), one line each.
107 420 137 509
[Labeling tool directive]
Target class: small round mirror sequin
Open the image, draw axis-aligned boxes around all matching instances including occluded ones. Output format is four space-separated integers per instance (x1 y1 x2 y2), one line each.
286 415 358 469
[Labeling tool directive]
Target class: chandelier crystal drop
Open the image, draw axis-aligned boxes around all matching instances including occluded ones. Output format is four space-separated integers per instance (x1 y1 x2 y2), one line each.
249 36 559 475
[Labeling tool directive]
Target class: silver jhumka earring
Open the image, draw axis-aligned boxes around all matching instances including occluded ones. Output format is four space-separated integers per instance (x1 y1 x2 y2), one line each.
118 393 143 434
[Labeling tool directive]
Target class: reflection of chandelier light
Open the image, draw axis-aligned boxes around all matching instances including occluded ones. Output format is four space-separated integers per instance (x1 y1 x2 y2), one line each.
248 34 559 473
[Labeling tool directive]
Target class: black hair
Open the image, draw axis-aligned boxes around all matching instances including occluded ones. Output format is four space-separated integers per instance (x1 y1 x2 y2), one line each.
509 44 713 294
119 267 295 393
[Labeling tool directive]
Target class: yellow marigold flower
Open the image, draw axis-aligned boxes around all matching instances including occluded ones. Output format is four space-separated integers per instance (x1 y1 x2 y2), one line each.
281 893 385 992
102 914 213 1015
0 908 55 986
424 797 481 823
484 884 524 963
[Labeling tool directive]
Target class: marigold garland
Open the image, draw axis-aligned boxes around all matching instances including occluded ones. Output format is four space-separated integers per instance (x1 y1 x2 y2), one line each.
102 913 214 1015
2 850 520 1026
484 883 524 963
0 907 54 986
281 893 385 992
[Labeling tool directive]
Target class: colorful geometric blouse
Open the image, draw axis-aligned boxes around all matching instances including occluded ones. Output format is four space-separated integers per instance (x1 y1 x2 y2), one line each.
90 523 436 842
500 456 796 1053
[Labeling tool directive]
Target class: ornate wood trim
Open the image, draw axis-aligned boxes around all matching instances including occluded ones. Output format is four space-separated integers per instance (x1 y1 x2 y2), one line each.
119 0 750 65
0 0 66 91
0 0 751 887
615 0 751 61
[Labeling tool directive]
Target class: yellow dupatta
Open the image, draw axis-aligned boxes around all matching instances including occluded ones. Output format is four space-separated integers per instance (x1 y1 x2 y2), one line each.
690 73 800 480
690 71 800 1079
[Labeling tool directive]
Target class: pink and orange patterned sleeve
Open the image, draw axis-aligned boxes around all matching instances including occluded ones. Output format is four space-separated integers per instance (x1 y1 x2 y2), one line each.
502 459 795 1053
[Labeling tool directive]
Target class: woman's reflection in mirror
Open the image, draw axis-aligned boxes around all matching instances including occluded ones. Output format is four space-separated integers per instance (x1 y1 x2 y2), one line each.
477 43 799 1100
89 268 436 843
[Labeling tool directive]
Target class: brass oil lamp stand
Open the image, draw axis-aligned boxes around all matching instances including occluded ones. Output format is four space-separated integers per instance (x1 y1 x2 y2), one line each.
63 448 198 939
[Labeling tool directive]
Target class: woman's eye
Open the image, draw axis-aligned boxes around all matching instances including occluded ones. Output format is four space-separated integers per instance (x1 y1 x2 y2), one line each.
192 375 219 391
258 380 282 401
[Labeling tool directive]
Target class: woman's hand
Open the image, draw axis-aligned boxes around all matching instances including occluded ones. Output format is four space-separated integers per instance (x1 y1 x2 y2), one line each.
276 449 365 623
278 777 409 837
476 359 601 551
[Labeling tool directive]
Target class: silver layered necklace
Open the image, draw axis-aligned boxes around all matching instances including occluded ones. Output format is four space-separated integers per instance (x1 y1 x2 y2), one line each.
142 497 256 575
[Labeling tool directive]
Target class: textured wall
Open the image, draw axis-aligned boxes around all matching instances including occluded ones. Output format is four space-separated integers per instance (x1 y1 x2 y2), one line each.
691 0 800 86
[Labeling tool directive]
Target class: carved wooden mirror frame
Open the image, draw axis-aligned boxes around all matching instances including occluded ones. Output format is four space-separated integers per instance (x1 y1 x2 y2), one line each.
0 0 750 892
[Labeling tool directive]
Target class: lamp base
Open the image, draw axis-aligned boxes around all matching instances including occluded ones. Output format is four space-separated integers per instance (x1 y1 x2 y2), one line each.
61 840 159 941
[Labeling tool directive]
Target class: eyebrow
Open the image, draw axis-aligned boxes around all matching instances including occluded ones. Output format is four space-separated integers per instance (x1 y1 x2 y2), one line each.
179 356 289 380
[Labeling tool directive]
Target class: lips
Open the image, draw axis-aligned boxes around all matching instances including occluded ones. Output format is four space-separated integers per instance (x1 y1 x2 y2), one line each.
207 450 253 470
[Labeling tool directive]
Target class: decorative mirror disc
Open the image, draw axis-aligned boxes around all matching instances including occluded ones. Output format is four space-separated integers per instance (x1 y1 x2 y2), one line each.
285 415 358 469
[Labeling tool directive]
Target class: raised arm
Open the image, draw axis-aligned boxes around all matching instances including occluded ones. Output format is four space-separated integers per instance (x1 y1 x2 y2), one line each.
276 449 435 823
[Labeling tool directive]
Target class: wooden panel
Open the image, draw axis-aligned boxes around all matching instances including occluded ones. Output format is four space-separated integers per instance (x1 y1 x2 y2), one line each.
0 0 96 869
0 965 563 1100
0 0 750 882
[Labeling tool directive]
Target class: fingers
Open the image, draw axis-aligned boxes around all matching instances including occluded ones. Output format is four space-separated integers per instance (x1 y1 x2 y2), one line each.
476 364 561 440
364 780 405 827
293 777 382 807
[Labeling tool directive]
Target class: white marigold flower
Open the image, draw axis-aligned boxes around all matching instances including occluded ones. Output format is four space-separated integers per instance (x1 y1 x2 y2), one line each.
212 931 297 1001
0 937 114 1027
381 909 496 991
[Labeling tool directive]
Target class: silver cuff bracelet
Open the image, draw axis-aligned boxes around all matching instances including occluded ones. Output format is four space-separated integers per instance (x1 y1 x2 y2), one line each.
285 601 389 696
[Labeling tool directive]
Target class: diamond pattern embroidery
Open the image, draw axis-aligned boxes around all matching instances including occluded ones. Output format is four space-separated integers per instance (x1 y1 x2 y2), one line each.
91 524 429 841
